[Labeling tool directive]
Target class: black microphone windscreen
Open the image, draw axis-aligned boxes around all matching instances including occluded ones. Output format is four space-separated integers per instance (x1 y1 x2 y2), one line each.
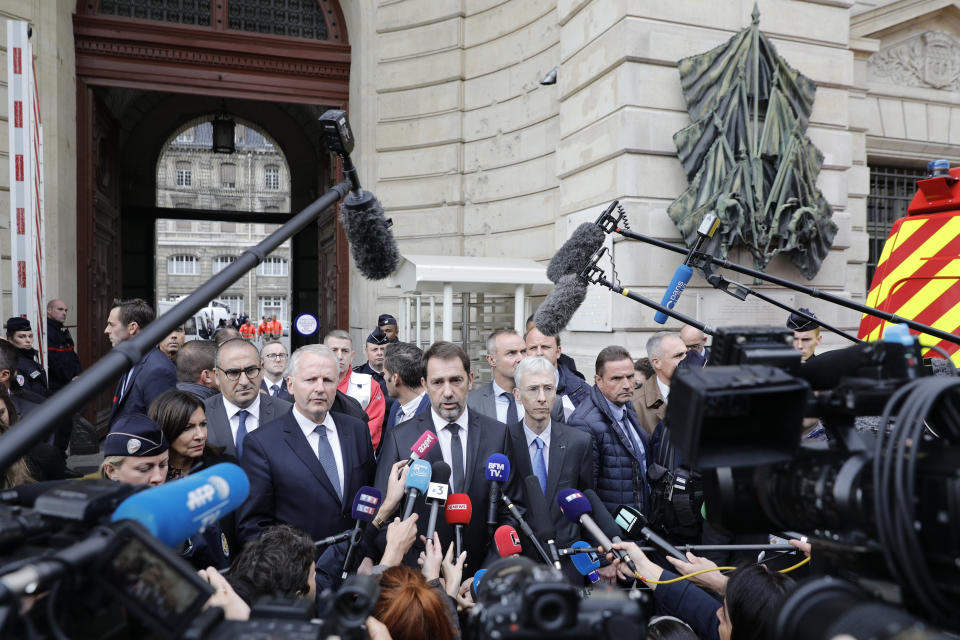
1 480 74 506
522 475 554 540
792 343 867 390
430 460 452 484
546 223 605 284
534 274 588 336
583 490 620 538
339 193 399 280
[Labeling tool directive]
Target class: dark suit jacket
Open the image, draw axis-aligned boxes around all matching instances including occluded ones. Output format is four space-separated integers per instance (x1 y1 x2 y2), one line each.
507 419 594 583
384 393 431 432
203 393 292 457
237 410 376 542
260 378 292 401
466 382 498 421
374 409 516 576
109 347 177 426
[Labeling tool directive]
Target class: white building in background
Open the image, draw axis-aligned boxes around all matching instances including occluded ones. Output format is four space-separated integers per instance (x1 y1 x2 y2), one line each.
155 122 292 327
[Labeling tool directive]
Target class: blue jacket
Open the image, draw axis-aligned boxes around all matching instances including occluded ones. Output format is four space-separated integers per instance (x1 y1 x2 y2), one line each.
384 392 431 433
109 347 178 427
567 384 651 515
557 362 588 406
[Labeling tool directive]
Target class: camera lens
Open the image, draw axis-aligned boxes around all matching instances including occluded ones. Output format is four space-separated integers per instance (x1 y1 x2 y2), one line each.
530 592 571 632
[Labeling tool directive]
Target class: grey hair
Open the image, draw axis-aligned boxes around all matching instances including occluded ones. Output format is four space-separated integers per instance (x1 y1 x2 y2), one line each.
514 355 556 389
215 338 260 369
323 329 352 347
284 344 339 380
645 332 678 361
485 328 520 358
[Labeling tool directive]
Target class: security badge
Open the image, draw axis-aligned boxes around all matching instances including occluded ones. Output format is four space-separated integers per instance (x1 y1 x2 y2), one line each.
126 438 142 455
221 533 230 557
15 374 24 387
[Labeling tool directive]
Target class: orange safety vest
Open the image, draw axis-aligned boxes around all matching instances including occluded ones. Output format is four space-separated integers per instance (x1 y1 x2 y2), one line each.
267 320 283 335
258 321 269 336
239 323 257 339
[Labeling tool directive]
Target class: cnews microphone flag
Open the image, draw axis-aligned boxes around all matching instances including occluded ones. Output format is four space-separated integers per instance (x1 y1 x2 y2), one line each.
444 494 472 525
351 486 382 522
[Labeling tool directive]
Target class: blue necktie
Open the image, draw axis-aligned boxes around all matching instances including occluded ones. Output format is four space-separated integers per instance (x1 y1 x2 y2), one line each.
502 391 518 424
621 414 647 477
314 425 342 501
270 384 280 397
235 410 249 459
532 437 547 494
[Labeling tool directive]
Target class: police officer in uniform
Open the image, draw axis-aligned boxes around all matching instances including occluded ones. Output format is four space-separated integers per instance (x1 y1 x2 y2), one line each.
46 299 82 392
5 317 48 397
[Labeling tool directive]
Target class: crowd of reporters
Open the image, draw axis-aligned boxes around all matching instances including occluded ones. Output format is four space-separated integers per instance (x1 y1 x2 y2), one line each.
0 299 828 640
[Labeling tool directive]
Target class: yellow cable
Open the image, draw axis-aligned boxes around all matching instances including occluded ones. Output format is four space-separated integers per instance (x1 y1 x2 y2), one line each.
777 556 810 573
638 556 810 584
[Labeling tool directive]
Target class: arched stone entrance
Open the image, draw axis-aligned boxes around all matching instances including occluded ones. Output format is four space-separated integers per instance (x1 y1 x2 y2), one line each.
74 0 350 424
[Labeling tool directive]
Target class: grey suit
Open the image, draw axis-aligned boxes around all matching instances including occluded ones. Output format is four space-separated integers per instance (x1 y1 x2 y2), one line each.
203 393 292 457
467 382 497 421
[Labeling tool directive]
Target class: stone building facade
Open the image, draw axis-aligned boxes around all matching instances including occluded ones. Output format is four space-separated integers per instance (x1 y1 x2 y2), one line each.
0 0 955 371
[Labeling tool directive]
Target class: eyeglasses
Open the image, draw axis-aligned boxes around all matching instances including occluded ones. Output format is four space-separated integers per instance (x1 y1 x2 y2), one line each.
263 353 288 361
218 366 261 381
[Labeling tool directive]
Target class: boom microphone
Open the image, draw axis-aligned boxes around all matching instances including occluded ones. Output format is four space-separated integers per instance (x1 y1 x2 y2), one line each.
402 459 432 520
485 454 510 535
341 486 383 579
546 222 606 284
408 430 438 465
557 488 638 577
569 540 601 584
424 461 451 542
654 264 693 324
339 191 399 280
444 493 472 558
494 525 522 557
111 463 250 547
534 274 588 336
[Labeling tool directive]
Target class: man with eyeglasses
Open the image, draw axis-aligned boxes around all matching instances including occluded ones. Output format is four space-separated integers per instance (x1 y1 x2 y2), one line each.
204 338 292 459
260 340 293 401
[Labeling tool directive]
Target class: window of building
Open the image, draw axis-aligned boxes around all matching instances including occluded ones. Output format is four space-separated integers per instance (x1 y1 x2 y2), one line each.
259 296 287 322
176 161 192 187
168 255 199 275
213 255 237 274
866 165 927 288
219 296 244 316
265 165 280 190
221 163 237 189
220 222 236 233
176 220 193 232
257 256 288 276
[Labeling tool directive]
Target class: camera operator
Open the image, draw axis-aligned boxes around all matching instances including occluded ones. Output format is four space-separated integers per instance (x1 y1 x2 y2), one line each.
604 541 792 640
227 524 317 606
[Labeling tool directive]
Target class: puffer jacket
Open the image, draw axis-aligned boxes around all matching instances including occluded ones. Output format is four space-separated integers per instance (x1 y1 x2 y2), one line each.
567 384 651 515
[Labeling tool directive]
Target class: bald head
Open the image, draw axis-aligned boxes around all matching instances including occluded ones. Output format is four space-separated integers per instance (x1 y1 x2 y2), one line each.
47 299 68 323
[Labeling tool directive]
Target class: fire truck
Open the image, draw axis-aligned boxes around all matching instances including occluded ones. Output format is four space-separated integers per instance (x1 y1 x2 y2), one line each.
858 160 960 363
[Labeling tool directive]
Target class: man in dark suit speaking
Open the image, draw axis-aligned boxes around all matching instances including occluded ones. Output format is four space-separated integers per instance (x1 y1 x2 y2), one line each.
507 355 593 582
375 341 514 576
237 344 376 543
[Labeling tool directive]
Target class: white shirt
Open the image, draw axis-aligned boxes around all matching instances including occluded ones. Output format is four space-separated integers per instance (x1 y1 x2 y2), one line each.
224 394 262 444
432 408 469 492
657 376 670 403
522 420 552 476
292 406 345 493
491 380 525 424
397 392 426 424
555 371 576 421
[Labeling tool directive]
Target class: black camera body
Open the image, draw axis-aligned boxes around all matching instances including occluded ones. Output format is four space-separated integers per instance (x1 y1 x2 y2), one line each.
469 557 648 639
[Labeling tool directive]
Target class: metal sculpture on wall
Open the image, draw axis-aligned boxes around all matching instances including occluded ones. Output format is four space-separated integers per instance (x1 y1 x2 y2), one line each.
667 6 837 280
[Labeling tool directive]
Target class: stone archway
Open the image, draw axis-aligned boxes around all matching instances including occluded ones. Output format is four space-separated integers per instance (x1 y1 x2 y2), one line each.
74 0 350 424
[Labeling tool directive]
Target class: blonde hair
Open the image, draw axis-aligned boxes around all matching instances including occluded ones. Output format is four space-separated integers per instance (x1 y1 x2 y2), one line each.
100 455 127 479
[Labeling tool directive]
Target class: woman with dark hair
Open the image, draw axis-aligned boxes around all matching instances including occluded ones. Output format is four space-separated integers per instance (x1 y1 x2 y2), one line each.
607 542 793 640
147 390 236 570
148 389 231 481
0 386 34 489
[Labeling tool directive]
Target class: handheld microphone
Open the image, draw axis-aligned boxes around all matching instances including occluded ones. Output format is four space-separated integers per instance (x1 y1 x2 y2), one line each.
569 540 601 583
424 461 451 542
471 568 487 600
444 494 472 559
408 431 438 465
500 488 554 567
485 454 511 535
494 525 522 557
521 475 562 570
583 490 640 575
556 488 638 577
341 486 383 579
534 274 588 336
111 463 250 547
614 504 688 562
546 221 607 284
402 459 432 520
315 529 352 547
559 545 601 556
653 213 719 324
653 265 693 324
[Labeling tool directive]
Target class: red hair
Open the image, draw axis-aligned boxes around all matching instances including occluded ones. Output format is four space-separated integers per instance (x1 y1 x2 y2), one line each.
373 566 454 640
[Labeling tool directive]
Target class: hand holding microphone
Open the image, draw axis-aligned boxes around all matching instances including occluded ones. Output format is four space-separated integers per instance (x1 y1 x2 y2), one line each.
402 459 432 520
341 486 383 579
556 488 638 578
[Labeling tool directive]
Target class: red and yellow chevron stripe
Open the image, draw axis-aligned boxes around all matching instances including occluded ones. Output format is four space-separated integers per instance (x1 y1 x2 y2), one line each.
859 212 960 364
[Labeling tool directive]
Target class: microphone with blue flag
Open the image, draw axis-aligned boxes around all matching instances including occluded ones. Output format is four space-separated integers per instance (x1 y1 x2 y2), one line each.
341 486 382 579
485 453 510 535
403 458 432 520
569 540 600 584
654 213 720 324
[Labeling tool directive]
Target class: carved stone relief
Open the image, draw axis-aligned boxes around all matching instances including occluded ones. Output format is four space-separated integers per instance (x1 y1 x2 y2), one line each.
869 30 960 90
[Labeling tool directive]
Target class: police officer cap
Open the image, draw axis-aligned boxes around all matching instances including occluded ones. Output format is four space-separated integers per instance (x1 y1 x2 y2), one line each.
5 317 31 333
367 327 390 345
378 314 397 328
104 414 169 457
786 308 820 332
